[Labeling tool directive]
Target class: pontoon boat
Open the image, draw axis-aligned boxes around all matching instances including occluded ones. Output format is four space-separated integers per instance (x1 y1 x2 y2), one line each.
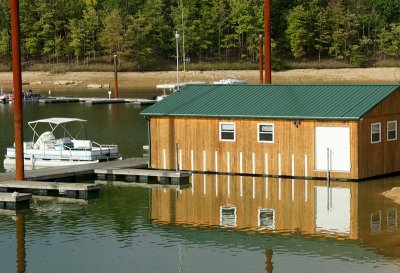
3 117 121 170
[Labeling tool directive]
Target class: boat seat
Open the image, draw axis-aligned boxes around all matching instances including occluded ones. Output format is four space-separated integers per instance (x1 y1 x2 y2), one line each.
72 140 92 149
57 137 74 149
33 131 56 149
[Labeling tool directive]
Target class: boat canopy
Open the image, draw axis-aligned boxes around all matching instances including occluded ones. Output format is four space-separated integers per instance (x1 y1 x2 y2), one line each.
28 117 87 125
28 117 87 142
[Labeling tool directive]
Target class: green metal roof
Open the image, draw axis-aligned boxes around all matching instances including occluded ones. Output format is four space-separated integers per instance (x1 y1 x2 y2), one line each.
141 84 400 120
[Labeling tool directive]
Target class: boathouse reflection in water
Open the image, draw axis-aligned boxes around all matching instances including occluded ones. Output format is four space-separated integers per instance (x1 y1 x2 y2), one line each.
152 174 400 260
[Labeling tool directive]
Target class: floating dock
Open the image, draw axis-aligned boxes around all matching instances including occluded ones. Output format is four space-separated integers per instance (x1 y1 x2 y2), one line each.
95 168 190 185
38 97 157 105
39 97 80 103
0 181 99 199
83 98 126 104
0 158 148 201
0 192 31 210
0 158 189 202
22 158 148 182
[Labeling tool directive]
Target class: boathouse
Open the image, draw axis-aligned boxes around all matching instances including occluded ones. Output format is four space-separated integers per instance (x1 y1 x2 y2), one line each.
141 84 400 180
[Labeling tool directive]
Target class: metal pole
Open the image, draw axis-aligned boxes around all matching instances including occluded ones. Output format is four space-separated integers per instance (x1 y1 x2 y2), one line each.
259 35 264 84
181 0 186 72
264 0 271 84
10 0 24 180
113 54 118 98
175 31 180 91
326 148 331 211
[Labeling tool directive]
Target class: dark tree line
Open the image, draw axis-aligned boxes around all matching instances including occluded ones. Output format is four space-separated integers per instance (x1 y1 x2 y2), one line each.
0 0 399 69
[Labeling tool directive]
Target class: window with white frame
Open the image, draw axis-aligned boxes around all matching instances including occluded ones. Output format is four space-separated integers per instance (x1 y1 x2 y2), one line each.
220 122 235 141
220 206 237 227
387 208 397 231
387 121 397 141
258 124 274 143
371 211 381 233
371 123 381 143
258 208 275 229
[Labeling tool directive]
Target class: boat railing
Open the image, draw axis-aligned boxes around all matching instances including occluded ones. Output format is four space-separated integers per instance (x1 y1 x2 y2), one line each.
91 141 118 156
41 140 91 159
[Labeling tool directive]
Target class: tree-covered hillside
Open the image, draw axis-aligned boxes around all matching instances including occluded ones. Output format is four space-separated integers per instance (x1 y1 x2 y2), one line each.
0 0 399 70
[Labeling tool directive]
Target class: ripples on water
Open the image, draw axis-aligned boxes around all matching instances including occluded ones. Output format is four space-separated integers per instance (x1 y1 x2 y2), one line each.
1 181 400 273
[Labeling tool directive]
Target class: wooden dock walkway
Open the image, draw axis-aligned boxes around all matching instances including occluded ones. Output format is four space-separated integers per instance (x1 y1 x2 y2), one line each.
0 158 148 182
0 158 148 201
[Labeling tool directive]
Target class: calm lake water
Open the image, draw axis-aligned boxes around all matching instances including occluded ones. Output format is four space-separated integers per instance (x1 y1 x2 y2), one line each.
1 94 400 273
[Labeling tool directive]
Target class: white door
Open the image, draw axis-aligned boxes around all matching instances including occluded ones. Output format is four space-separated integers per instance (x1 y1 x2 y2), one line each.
315 126 350 172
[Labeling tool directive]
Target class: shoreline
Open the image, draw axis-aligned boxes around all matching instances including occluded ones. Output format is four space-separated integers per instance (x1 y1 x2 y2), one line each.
1 68 400 92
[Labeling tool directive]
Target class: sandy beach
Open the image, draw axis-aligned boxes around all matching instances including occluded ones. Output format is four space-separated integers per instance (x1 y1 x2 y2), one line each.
1 67 400 91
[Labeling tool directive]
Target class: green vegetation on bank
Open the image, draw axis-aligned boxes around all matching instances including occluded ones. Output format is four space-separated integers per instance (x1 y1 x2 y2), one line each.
0 0 400 71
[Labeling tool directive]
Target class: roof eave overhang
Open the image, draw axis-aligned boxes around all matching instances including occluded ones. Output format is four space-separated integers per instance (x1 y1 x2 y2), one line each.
142 113 361 121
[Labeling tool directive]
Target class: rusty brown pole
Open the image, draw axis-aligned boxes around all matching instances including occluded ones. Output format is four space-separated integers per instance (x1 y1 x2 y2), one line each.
259 34 264 84
16 214 26 273
113 54 119 98
264 0 271 84
10 0 24 180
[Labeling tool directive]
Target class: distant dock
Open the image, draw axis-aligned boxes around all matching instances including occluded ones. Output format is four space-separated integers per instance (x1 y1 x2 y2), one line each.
38 96 158 105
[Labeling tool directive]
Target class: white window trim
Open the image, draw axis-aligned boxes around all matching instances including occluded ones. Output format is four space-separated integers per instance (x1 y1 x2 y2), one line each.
371 123 381 144
258 123 274 143
387 208 397 231
220 206 237 227
258 208 275 229
370 211 381 233
219 122 236 142
387 120 397 141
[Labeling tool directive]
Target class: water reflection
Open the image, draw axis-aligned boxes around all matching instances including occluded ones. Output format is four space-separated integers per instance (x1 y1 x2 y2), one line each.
16 213 26 273
1 176 400 273
152 174 400 261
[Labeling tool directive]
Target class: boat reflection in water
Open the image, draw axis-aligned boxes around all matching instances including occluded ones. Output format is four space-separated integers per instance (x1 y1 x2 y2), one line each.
152 174 400 263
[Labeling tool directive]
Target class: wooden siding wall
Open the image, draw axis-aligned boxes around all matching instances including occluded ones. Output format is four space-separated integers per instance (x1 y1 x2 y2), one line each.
359 91 400 179
151 175 359 239
149 117 359 179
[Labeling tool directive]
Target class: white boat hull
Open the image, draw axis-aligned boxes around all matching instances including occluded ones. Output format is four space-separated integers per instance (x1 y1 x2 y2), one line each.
4 145 121 171
3 157 103 171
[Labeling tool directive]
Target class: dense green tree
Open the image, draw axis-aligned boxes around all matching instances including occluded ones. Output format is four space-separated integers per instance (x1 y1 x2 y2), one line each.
82 7 100 61
286 5 313 59
124 13 152 68
377 23 400 58
99 9 125 55
0 28 10 59
314 7 331 61
1 0 400 69
68 19 85 64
